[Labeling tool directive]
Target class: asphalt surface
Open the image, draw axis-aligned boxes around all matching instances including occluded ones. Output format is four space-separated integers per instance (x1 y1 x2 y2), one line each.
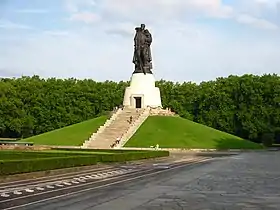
1 152 280 210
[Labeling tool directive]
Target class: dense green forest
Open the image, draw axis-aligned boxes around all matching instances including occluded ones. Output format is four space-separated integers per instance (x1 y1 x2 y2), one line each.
0 74 279 144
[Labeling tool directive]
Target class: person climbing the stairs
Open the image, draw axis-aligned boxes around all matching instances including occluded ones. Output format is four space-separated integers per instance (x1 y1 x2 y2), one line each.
129 116 133 124
116 136 121 144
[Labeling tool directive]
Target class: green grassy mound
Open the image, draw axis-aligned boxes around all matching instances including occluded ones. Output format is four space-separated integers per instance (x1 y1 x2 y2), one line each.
125 116 262 149
19 116 107 146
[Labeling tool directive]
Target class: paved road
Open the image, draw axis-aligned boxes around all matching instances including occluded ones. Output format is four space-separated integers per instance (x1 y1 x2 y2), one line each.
1 152 280 210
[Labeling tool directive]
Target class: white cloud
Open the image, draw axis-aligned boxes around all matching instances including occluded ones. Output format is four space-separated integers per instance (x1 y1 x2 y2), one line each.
1 20 279 83
65 0 100 23
99 0 233 22
98 0 279 31
233 0 280 16
69 12 101 23
43 30 70 36
1 0 280 83
63 0 279 31
64 0 96 13
0 20 31 29
236 14 278 29
254 0 280 8
14 9 49 14
104 22 135 37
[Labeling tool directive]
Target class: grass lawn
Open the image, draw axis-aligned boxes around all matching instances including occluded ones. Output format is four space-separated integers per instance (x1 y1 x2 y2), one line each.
125 116 262 149
19 116 107 146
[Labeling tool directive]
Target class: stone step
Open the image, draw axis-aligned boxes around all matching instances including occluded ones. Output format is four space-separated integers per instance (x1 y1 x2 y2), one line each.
115 117 140 119
107 124 130 126
97 135 125 137
99 129 129 132
109 123 131 125
95 134 122 136
95 136 121 140
118 112 141 115
102 129 128 132
96 137 122 140
103 124 130 127
96 135 123 139
92 141 115 144
107 122 130 124
96 133 123 137
95 135 121 138
103 127 130 130
84 108 149 149
106 121 131 124
100 131 128 134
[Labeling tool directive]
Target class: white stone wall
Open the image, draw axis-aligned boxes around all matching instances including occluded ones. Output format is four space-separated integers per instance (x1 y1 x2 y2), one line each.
123 73 162 108
149 107 176 116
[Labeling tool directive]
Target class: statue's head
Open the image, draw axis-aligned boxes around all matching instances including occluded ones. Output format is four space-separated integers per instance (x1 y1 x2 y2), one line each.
140 24 145 30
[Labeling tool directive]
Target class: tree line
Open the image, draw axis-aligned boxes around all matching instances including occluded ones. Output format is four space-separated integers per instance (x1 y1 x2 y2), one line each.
0 74 279 144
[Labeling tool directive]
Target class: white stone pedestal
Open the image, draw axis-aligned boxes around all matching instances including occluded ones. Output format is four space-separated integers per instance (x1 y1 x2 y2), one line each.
123 73 162 108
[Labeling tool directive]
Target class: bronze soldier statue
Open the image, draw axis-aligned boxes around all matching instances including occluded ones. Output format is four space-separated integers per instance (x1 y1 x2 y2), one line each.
132 24 153 74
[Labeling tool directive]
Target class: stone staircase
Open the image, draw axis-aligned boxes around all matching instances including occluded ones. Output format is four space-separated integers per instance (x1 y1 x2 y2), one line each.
115 108 150 148
82 108 146 149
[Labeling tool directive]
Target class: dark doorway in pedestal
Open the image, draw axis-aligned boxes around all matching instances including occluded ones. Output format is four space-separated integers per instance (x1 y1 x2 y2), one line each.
134 97 142 108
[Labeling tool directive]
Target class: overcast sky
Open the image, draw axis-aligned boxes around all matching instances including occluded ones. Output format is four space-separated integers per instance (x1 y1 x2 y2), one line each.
0 0 280 83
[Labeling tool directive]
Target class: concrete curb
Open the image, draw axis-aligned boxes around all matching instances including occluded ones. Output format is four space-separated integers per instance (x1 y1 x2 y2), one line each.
120 147 267 153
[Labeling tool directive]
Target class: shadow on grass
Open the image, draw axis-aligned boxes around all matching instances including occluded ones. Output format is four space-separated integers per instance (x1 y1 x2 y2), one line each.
194 138 263 158
213 137 263 150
